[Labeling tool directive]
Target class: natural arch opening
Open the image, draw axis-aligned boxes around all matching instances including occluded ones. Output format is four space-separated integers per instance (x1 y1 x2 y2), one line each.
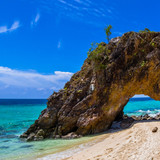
111 94 160 130
123 94 160 118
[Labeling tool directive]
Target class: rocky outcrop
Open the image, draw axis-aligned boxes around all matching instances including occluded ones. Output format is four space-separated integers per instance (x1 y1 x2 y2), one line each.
21 31 160 141
120 117 134 129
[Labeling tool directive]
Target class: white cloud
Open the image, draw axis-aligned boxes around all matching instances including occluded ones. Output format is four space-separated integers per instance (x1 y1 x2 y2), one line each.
34 0 115 27
74 0 82 3
57 40 61 49
0 66 73 98
9 21 20 31
0 21 20 34
35 13 40 23
132 94 149 98
31 13 40 26
0 26 8 33
58 0 67 4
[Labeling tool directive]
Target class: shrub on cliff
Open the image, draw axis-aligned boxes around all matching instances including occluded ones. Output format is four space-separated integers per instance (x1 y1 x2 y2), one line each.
87 43 106 60
87 42 107 70
139 28 155 33
104 25 112 43
87 25 112 70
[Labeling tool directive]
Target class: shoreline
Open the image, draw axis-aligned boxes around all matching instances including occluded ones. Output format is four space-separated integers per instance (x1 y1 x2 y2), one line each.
37 130 113 160
65 120 160 160
38 118 160 160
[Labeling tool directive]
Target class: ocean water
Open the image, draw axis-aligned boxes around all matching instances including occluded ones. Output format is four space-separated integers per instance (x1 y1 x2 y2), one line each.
1 98 160 160
124 97 160 117
0 99 96 160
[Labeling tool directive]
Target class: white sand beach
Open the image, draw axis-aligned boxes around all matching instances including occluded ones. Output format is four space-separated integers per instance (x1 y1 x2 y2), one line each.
65 121 160 160
40 121 160 160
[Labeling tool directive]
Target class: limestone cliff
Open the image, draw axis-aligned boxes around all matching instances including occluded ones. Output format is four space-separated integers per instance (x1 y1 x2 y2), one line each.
21 31 160 141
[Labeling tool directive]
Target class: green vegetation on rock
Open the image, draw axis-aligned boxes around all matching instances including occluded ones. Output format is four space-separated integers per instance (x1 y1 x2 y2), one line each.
104 25 112 43
87 42 107 70
140 61 146 67
87 25 113 70
22 30 160 142
139 28 155 33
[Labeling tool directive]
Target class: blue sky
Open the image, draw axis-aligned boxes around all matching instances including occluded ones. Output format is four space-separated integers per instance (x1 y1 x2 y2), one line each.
0 0 158 98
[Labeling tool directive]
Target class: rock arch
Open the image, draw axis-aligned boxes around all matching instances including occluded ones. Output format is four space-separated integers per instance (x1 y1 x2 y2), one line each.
22 31 160 141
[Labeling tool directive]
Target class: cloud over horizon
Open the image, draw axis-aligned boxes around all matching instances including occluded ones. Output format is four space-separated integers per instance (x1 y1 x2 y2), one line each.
0 66 73 98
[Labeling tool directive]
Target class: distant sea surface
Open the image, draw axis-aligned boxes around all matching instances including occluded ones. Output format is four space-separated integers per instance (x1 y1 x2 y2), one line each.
124 97 160 117
1 98 160 160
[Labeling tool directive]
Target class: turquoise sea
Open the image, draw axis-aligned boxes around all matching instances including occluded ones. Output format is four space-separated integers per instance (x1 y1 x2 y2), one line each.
1 97 160 160
0 99 96 160
124 97 160 117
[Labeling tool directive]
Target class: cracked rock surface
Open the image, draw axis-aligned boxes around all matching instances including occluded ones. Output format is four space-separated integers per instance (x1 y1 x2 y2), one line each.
21 32 160 141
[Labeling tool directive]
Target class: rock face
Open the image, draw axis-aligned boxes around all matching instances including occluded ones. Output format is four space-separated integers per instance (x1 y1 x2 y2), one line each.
21 31 160 141
120 117 134 129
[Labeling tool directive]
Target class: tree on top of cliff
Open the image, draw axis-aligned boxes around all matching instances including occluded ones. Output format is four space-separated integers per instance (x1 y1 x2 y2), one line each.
104 25 112 43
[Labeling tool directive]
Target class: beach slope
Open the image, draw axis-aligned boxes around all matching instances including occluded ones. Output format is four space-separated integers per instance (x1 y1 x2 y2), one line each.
66 121 160 160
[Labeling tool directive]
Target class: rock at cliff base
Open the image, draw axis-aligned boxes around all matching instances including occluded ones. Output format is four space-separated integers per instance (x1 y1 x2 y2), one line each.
120 117 134 129
62 132 81 139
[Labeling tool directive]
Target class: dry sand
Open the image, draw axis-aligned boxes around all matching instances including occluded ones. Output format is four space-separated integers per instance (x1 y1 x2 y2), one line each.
65 121 160 160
